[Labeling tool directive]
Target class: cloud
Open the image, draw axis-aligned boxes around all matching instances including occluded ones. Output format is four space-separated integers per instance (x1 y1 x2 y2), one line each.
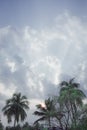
0 13 87 124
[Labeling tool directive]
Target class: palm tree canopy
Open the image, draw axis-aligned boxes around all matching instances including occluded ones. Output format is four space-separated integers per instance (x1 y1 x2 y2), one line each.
59 78 86 106
2 92 29 125
60 78 80 88
33 98 55 125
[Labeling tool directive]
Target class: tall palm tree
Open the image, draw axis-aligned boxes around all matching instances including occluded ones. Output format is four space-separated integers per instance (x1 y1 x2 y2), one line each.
34 98 55 127
2 92 29 127
58 78 86 127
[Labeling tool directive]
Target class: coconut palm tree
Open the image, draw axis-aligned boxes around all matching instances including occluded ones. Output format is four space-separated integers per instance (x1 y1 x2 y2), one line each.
2 92 29 127
58 78 86 127
34 98 55 127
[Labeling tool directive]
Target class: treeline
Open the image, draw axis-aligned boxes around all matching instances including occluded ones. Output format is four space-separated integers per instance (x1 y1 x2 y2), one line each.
1 78 87 130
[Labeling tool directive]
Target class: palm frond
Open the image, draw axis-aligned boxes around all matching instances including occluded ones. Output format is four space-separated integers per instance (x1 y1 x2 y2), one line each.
72 83 80 88
69 78 75 84
34 111 45 116
33 116 46 124
60 81 68 86
60 87 69 92
36 104 46 111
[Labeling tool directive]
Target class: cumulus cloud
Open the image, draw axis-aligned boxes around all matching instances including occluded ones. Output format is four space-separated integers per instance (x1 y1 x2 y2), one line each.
0 13 87 124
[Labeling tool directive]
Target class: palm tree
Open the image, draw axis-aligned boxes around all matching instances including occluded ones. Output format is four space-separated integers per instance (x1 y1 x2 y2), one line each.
34 98 55 127
58 78 86 127
2 92 29 127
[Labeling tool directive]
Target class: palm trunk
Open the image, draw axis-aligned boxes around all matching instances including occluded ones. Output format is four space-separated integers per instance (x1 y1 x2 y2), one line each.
48 118 51 127
70 101 77 127
65 102 70 128
14 118 16 128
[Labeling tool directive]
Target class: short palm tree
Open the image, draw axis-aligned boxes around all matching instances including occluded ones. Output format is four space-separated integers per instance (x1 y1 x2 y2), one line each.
2 92 29 127
34 98 55 127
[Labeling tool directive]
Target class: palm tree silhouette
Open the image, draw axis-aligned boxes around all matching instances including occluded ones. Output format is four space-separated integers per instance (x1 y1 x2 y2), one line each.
2 92 29 127
34 98 55 127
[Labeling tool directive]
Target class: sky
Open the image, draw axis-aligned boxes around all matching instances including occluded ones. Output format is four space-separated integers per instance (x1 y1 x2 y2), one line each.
0 0 87 126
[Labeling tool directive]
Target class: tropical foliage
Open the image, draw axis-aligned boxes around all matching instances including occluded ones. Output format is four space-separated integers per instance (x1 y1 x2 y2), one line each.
1 78 87 130
33 98 55 127
34 78 87 130
2 92 29 127
58 78 86 129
